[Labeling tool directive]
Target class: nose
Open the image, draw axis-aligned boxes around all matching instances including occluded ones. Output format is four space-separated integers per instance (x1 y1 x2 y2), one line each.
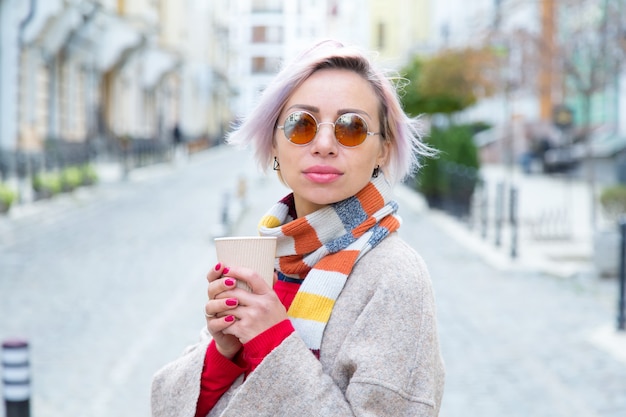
310 122 337 155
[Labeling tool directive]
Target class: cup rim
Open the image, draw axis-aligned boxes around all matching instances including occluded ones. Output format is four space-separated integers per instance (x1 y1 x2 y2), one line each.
214 236 277 241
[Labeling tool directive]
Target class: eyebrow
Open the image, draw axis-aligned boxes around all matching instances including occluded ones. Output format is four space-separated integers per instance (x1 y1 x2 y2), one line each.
284 104 373 120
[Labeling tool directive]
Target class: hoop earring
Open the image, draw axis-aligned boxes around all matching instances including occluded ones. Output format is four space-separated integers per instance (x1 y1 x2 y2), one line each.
273 157 280 171
372 165 380 178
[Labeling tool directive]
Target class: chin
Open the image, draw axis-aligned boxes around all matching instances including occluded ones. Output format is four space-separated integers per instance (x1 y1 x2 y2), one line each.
310 192 348 206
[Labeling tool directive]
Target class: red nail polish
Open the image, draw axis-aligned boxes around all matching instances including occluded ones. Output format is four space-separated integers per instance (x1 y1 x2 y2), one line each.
225 278 235 286
214 263 221 271
225 298 237 307
222 267 230 275
225 315 235 323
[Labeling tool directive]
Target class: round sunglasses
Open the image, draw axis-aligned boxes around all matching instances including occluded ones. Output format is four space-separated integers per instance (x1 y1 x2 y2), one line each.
277 111 381 147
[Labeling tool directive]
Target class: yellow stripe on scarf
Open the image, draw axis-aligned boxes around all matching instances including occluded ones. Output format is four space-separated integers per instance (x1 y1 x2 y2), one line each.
259 214 282 229
288 292 335 322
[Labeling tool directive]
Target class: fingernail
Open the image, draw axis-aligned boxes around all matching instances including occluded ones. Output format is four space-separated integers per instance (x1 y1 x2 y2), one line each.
225 315 235 323
225 298 237 306
214 263 221 271
222 267 230 275
224 278 235 286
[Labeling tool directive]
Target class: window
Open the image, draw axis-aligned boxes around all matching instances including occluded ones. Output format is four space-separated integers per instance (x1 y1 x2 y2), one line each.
252 26 283 43
252 57 281 74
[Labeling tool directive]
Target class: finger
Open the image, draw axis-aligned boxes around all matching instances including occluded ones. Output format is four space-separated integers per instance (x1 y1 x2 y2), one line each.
204 302 218 320
222 265 271 295
206 263 230 283
207 314 236 331
205 290 239 321
210 276 238 301
224 297 238 309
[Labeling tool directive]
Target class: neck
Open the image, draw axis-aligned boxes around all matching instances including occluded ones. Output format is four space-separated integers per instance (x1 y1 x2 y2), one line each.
294 195 326 218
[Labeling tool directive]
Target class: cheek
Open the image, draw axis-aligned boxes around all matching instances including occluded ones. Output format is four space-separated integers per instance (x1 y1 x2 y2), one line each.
361 142 386 168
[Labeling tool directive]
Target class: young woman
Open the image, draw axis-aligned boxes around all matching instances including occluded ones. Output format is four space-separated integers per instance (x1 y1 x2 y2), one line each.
152 39 445 417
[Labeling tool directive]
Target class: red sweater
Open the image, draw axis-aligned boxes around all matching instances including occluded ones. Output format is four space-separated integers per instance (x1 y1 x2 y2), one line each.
194 280 299 417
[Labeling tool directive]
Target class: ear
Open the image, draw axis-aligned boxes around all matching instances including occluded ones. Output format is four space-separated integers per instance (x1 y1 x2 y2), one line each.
377 139 390 167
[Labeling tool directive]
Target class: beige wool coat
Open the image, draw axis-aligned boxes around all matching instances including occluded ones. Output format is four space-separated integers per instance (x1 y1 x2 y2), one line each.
151 233 445 417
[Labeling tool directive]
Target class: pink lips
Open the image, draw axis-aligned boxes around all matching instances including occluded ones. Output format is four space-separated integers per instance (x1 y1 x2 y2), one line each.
303 166 343 184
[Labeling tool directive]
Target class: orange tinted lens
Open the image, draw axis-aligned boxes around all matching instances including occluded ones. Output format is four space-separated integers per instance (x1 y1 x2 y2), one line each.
335 114 368 147
283 112 317 144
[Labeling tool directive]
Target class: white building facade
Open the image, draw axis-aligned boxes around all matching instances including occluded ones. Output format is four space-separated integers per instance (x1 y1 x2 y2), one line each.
225 0 374 118
0 0 230 182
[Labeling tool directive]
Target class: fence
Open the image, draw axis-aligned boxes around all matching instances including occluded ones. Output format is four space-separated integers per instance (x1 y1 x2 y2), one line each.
0 136 185 210
0 136 173 190
470 179 521 258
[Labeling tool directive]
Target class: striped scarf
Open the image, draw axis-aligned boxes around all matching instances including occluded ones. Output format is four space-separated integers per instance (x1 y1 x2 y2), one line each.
258 175 401 356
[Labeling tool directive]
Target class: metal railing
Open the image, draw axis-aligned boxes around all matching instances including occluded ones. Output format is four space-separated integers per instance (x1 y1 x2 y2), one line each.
0 135 177 204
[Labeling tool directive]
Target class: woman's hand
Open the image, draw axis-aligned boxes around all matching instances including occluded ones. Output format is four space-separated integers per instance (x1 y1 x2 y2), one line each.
205 263 288 357
205 263 288 346
219 265 288 344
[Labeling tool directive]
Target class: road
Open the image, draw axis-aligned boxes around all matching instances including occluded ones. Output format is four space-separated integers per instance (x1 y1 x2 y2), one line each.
1 146 625 417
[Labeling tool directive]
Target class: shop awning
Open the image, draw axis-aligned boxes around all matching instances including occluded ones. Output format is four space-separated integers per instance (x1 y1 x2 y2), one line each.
21 0 63 46
141 47 179 89
33 5 82 57
25 4 142 72
93 14 142 72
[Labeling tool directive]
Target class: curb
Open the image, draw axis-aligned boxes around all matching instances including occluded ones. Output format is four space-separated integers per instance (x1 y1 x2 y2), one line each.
395 183 595 279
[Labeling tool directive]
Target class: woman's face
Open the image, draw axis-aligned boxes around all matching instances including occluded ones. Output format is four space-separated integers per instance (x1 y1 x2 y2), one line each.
273 68 389 218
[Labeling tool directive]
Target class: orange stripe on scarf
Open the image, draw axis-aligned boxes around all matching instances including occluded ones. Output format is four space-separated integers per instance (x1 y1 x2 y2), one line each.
380 215 401 231
351 217 377 238
356 182 385 216
282 218 322 253
279 255 312 277
315 250 360 275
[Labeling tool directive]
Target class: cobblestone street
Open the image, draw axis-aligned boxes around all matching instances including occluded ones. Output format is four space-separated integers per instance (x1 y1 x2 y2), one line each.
1 147 626 417
398 205 626 417
0 148 276 417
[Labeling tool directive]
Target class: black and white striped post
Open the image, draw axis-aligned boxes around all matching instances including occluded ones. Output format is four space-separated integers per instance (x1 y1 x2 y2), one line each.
2 340 30 417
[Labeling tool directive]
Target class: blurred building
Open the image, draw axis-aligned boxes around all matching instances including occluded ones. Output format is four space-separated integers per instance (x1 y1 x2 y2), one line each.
0 0 435 202
3 1 623 176
225 0 366 118
0 0 24 154
0 0 434 179
369 0 431 66
0 0 231 180
225 0 432 118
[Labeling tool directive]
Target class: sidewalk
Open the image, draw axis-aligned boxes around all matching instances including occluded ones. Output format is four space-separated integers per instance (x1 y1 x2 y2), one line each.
453 163 597 279
395 168 626 372
0 150 229 241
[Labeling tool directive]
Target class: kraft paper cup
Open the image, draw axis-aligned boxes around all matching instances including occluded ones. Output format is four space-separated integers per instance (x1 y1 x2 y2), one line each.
214 236 277 292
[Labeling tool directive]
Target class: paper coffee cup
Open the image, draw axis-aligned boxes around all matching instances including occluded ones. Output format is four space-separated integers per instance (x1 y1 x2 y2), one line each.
214 236 277 292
